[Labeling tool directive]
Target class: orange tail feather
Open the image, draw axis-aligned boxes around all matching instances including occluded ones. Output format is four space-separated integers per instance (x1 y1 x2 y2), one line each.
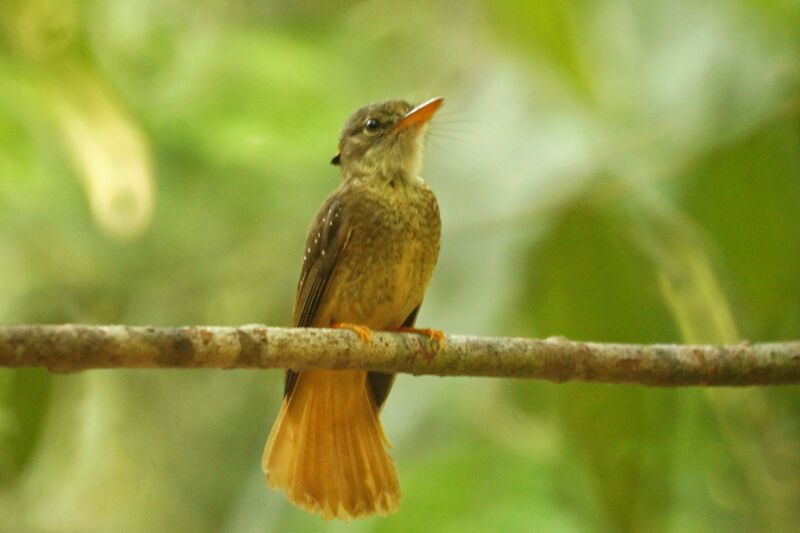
262 370 401 521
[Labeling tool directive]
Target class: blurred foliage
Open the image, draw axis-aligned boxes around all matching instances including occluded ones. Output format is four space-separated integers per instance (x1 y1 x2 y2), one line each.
1 0 800 531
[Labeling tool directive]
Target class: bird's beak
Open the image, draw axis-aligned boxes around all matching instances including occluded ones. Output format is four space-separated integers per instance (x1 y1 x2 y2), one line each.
392 97 444 132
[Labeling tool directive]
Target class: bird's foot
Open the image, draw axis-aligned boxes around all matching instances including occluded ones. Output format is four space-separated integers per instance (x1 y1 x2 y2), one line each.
331 322 373 345
393 327 445 352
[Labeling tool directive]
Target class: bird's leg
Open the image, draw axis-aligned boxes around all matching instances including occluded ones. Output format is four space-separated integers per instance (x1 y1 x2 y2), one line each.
331 322 373 345
392 327 445 351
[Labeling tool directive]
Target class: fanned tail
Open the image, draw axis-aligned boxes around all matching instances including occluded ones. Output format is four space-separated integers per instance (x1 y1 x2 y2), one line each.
262 369 401 521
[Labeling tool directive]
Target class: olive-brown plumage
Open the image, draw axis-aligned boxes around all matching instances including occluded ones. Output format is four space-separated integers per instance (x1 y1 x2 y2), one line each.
262 98 444 521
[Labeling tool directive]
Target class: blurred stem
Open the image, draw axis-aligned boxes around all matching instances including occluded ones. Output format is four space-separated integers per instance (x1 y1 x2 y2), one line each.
620 188 798 530
0 325 798 386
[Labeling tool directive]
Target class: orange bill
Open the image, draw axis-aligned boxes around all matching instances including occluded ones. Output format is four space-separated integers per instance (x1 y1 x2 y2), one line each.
392 97 444 132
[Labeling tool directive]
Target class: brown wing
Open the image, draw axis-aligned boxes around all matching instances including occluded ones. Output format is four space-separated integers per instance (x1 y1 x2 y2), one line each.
284 190 351 397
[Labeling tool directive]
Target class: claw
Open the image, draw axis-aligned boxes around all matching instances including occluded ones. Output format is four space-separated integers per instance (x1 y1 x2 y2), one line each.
331 322 373 345
394 327 445 351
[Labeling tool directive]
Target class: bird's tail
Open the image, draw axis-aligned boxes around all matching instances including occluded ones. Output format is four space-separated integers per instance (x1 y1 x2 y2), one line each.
262 369 401 521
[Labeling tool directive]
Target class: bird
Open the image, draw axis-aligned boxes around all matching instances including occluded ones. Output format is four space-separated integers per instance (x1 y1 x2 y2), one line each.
262 97 445 521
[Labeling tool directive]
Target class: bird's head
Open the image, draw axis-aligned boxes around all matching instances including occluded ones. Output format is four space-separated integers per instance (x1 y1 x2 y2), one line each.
332 97 443 183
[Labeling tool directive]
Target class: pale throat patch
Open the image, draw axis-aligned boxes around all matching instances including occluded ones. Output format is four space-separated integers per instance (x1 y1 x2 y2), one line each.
361 124 428 182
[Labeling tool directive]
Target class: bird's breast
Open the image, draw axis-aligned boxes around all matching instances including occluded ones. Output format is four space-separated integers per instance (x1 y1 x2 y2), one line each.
326 181 441 329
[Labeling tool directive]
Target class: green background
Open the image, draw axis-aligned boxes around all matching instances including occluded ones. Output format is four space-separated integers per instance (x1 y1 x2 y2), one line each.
1 1 800 531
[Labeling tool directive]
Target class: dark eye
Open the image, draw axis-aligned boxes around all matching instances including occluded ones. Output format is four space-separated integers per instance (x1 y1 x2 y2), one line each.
364 118 380 132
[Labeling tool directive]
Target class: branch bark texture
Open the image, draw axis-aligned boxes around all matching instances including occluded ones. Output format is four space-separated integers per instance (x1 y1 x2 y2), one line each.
0 325 798 386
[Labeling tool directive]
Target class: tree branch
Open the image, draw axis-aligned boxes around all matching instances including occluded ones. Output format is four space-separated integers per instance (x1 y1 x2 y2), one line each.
0 325 798 386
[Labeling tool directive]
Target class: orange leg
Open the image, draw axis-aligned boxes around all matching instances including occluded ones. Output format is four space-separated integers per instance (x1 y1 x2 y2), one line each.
331 322 373 345
393 327 445 351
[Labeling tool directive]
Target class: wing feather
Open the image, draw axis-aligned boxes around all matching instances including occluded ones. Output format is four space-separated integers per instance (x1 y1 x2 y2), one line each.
285 191 351 397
